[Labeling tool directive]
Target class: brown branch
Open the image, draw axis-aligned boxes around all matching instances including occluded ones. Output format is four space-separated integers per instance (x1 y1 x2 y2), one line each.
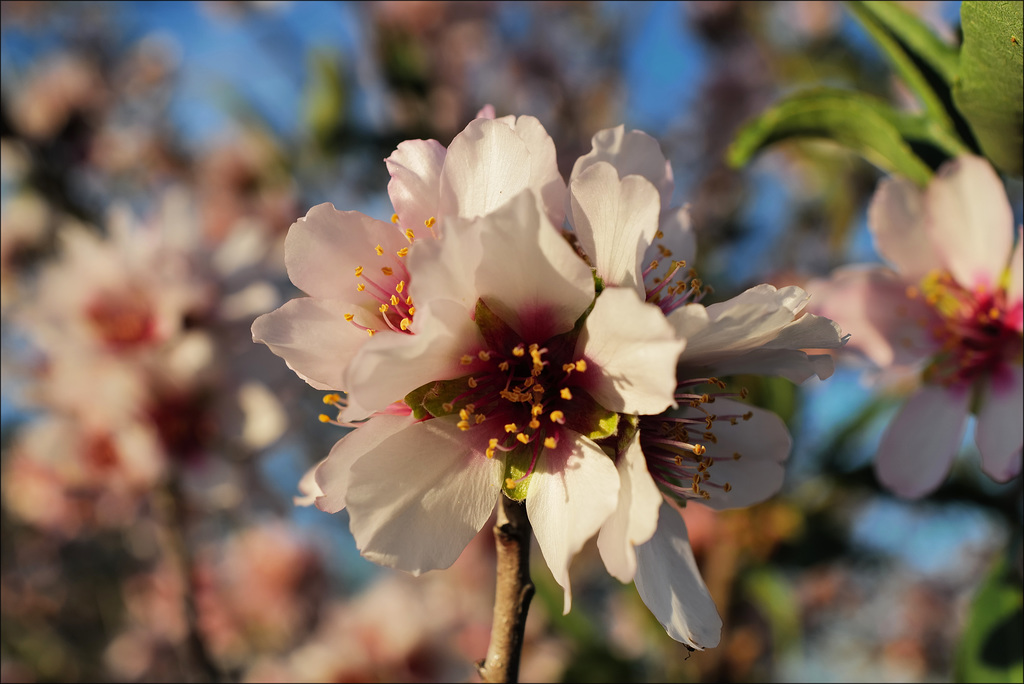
477 495 535 684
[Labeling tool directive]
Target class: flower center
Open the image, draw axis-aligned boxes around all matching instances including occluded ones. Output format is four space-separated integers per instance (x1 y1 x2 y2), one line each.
85 292 156 349
639 378 749 502
909 270 1023 386
404 299 618 498
343 217 428 337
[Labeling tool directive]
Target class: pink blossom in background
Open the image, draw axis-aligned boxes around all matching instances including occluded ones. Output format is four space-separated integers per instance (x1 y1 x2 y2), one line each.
809 155 1023 498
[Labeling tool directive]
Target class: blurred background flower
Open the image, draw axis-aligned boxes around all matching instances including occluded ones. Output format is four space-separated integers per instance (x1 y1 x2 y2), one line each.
1 2 1020 683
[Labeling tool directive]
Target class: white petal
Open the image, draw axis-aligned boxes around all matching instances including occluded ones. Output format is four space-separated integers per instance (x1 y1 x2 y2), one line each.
868 175 942 283
691 347 837 383
503 115 567 229
577 286 685 414
385 139 447 234
342 298 482 417
874 384 971 498
765 312 846 351
571 125 674 210
438 118 532 221
284 203 408 299
597 430 661 582
634 501 722 649
975 365 1024 482
687 400 791 510
804 265 938 368
252 298 371 391
926 155 1015 291
314 413 416 513
569 162 660 295
345 417 504 574
528 435 620 614
294 460 325 507
471 191 596 342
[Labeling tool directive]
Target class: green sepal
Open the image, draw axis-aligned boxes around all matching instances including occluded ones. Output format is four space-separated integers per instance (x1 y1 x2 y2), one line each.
474 298 522 354
594 413 638 456
502 444 535 500
560 388 619 442
403 376 473 419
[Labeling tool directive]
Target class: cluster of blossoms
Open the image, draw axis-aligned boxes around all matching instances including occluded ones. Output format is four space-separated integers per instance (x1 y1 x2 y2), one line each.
809 155 1023 498
3 194 287 534
254 108 846 649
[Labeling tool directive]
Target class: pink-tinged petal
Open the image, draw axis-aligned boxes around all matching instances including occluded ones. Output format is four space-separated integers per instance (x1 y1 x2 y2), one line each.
342 298 482 418
528 435 620 614
806 265 938 368
690 400 791 510
1006 228 1022 326
571 125 675 211
438 118 532 221
868 175 942 283
874 384 971 498
926 155 1015 292
577 286 684 414
345 417 504 574
975 364 1024 482
597 430 661 582
385 139 447 234
502 115 567 229
475 104 496 119
472 191 595 342
313 413 416 513
294 459 324 507
252 298 373 391
284 204 408 299
634 502 722 649
569 162 661 296
692 347 837 383
646 205 697 284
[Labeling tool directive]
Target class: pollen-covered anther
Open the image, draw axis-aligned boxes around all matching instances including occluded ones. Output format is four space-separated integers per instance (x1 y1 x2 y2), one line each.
322 393 342 405
390 295 399 306
379 303 388 313
400 318 411 330
442 402 454 412
574 360 587 372
692 443 706 456
478 350 491 361
498 361 510 371
723 482 732 492
404 229 415 243
375 244 384 256
743 411 753 421
424 216 436 228
529 418 540 429
467 377 478 388
318 414 331 423
504 423 518 433
457 420 471 431
391 213 399 224
344 313 355 321
397 247 409 258
396 281 405 294
381 266 393 276
475 413 486 424
559 387 572 400
549 410 565 424
354 266 364 277
512 344 526 357
516 432 531 444
543 436 557 449
460 354 474 365
356 283 365 292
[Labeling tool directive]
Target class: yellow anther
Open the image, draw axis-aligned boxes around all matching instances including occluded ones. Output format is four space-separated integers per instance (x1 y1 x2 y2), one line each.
396 280 405 294
400 318 411 330
516 433 530 444
379 303 389 313
460 354 474 365
743 411 753 420
405 229 415 242
498 361 510 371
391 213 400 224
459 408 471 421
523 377 534 388
318 414 331 423
366 329 376 337
397 247 409 257
381 266 394 276
468 377 478 388
549 410 565 423
529 418 540 429
478 350 491 361
323 394 341 404
504 423 518 433
457 420 471 431
543 437 557 449
344 313 355 322
442 402 454 412
475 413 486 424
354 265 364 277
512 344 526 357
425 216 437 228
562 363 576 372
655 230 664 239
649 259 659 271
387 295 396 306
531 404 544 417
356 283 366 292
692 444 706 456
723 482 732 493
574 360 587 372
375 244 384 256
489 438 499 449
560 388 572 400
408 305 416 315
505 477 516 489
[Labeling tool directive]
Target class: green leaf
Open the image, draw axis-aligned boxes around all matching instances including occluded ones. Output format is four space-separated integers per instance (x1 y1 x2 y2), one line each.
727 87 935 186
953 1 1024 175
845 0 963 137
955 554 1024 682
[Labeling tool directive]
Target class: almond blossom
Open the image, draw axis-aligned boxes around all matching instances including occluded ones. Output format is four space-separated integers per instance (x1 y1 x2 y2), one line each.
808 155 1023 498
566 124 847 648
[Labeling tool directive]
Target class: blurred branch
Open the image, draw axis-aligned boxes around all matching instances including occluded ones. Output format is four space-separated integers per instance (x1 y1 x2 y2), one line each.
477 495 534 684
